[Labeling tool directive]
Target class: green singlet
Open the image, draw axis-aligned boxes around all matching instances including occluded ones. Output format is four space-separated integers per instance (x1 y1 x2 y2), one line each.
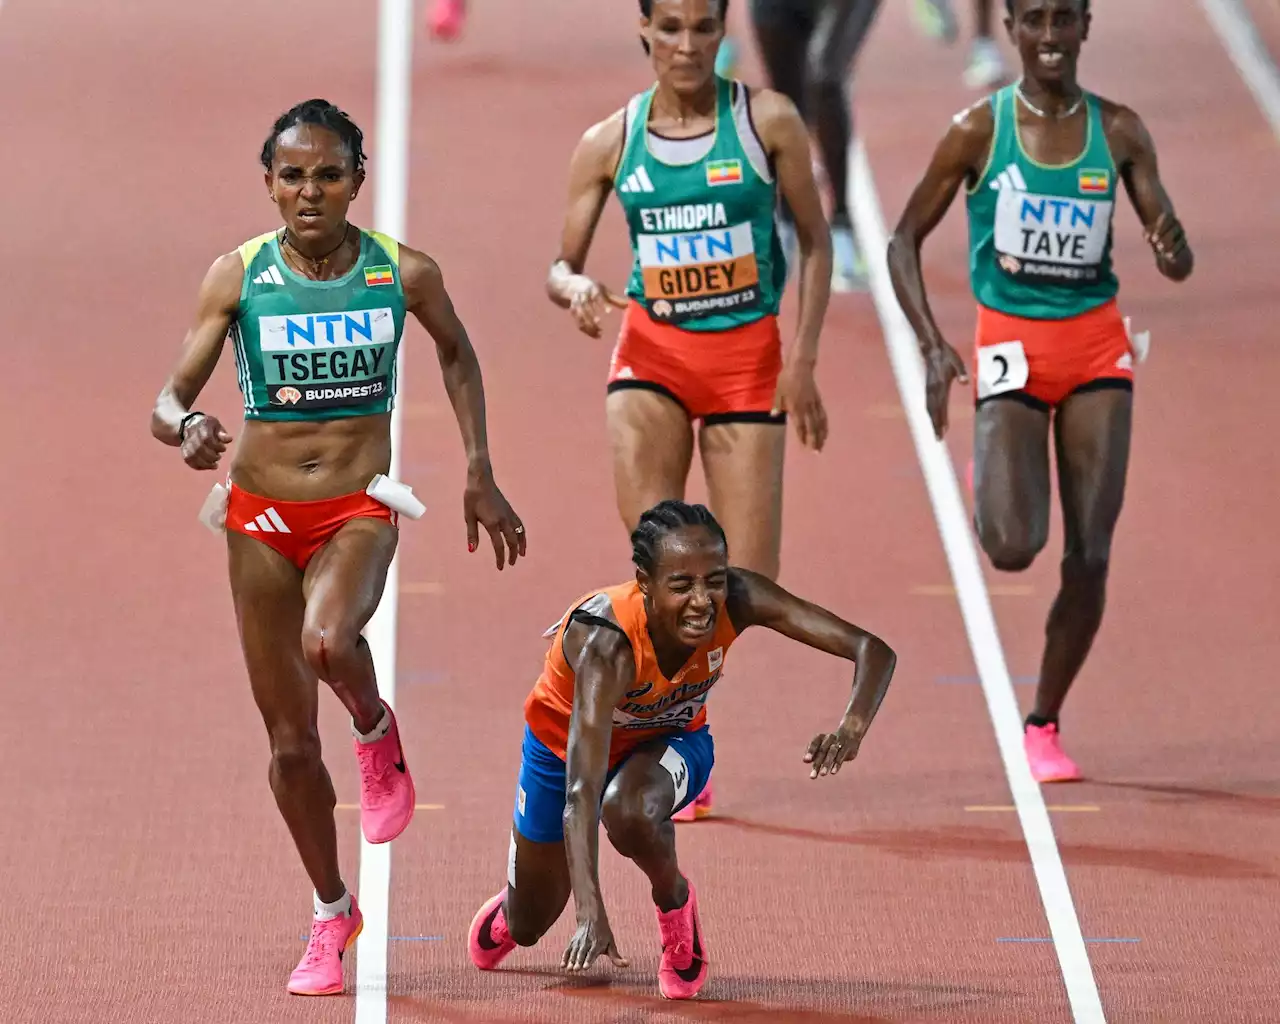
966 84 1120 321
614 76 786 333
230 228 407 421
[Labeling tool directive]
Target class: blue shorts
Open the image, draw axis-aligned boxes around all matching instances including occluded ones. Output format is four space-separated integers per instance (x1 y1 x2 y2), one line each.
512 723 715 844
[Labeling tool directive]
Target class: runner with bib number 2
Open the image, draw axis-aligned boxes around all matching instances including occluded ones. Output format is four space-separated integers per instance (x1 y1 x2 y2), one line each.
887 0 1192 782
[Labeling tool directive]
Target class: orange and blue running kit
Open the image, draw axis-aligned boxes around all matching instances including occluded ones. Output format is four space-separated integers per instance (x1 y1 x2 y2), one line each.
516 581 733 843
966 85 1137 409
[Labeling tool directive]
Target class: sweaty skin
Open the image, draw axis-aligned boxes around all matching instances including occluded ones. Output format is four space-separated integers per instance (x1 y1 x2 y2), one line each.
558 526 897 972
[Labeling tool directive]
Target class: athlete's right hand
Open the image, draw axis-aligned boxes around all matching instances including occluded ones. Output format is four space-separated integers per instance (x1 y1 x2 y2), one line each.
181 414 233 471
565 275 627 339
923 342 969 441
562 909 629 973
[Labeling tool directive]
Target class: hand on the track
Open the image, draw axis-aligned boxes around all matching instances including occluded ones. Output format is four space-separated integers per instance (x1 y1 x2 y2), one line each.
565 275 627 339
180 414 232 471
1147 211 1187 266
562 911 629 973
923 342 969 441
463 472 527 570
772 360 828 451
804 727 863 778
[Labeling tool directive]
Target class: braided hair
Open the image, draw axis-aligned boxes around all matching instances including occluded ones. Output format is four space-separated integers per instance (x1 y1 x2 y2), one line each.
630 500 728 576
1005 0 1090 13
637 0 731 56
260 99 367 174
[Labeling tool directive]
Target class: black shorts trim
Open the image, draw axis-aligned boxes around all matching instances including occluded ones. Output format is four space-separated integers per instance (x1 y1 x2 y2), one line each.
975 391 1050 412
975 377 1133 412
1067 377 1134 400
702 410 787 427
605 380 786 425
606 379 689 416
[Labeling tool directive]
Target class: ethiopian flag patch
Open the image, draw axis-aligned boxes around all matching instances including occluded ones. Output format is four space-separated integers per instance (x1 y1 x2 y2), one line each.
1078 168 1110 194
706 159 743 187
364 265 395 287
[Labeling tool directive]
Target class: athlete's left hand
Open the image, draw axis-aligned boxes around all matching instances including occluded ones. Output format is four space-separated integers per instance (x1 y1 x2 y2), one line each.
772 360 828 451
1147 211 1188 266
804 725 863 778
463 469 526 570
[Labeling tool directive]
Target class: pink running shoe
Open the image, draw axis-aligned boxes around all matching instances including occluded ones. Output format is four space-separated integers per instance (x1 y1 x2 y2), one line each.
672 777 714 823
428 0 466 40
468 891 517 970
354 701 416 844
1024 722 1082 783
655 880 708 999
288 897 364 996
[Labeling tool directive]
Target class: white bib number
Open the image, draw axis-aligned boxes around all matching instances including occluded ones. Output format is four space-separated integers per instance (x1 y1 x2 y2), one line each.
976 340 1029 399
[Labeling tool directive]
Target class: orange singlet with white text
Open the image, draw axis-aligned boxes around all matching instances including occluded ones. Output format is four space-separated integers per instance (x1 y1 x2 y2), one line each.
524 582 737 768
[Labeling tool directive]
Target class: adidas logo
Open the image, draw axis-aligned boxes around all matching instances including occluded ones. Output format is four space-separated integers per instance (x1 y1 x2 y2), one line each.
243 507 291 534
989 163 1029 192
618 166 655 194
253 264 285 286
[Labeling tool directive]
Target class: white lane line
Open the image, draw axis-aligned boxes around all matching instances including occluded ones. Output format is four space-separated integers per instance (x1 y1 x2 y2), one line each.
1197 0 1280 141
355 1 414 1022
847 139 1107 1024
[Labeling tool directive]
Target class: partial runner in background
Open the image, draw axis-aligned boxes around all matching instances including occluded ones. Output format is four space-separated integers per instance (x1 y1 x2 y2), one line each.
747 0 884 291
912 0 1009 90
887 0 1192 781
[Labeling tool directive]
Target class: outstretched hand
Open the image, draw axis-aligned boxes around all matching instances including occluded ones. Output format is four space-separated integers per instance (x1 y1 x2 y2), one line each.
463 472 526 570
804 727 864 779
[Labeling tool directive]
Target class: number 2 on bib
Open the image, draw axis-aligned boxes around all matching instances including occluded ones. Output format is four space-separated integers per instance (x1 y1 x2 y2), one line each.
976 340 1029 400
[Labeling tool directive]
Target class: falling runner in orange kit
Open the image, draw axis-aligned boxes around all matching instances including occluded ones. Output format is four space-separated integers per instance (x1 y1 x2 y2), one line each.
467 500 898 1000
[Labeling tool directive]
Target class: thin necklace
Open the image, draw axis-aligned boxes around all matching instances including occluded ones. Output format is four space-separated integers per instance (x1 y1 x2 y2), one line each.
281 223 352 276
1016 81 1084 120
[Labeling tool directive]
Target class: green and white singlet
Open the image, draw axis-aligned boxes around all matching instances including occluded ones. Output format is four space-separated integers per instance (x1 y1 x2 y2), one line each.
966 85 1120 321
614 76 786 333
230 229 407 421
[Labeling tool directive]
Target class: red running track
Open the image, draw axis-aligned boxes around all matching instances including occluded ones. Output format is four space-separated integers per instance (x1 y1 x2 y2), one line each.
0 1 1276 1022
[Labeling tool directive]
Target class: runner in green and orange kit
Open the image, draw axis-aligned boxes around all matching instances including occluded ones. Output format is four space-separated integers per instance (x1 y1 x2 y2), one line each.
887 0 1193 782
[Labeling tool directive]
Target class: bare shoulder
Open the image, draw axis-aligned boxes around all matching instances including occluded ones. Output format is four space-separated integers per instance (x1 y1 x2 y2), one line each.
944 96 996 160
1094 94 1151 162
390 242 445 305
744 85 804 146
201 250 247 310
574 106 628 175
725 565 774 631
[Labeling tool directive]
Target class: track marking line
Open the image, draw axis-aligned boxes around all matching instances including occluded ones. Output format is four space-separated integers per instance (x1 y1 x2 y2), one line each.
911 583 1035 597
356 2 414 1021
400 581 445 595
966 805 1100 813
936 673 1037 685
1197 0 1280 141
999 937 1139 945
849 139 1106 1024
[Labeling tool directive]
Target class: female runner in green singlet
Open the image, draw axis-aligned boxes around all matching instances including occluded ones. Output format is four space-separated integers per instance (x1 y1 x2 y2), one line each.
150 99 526 997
